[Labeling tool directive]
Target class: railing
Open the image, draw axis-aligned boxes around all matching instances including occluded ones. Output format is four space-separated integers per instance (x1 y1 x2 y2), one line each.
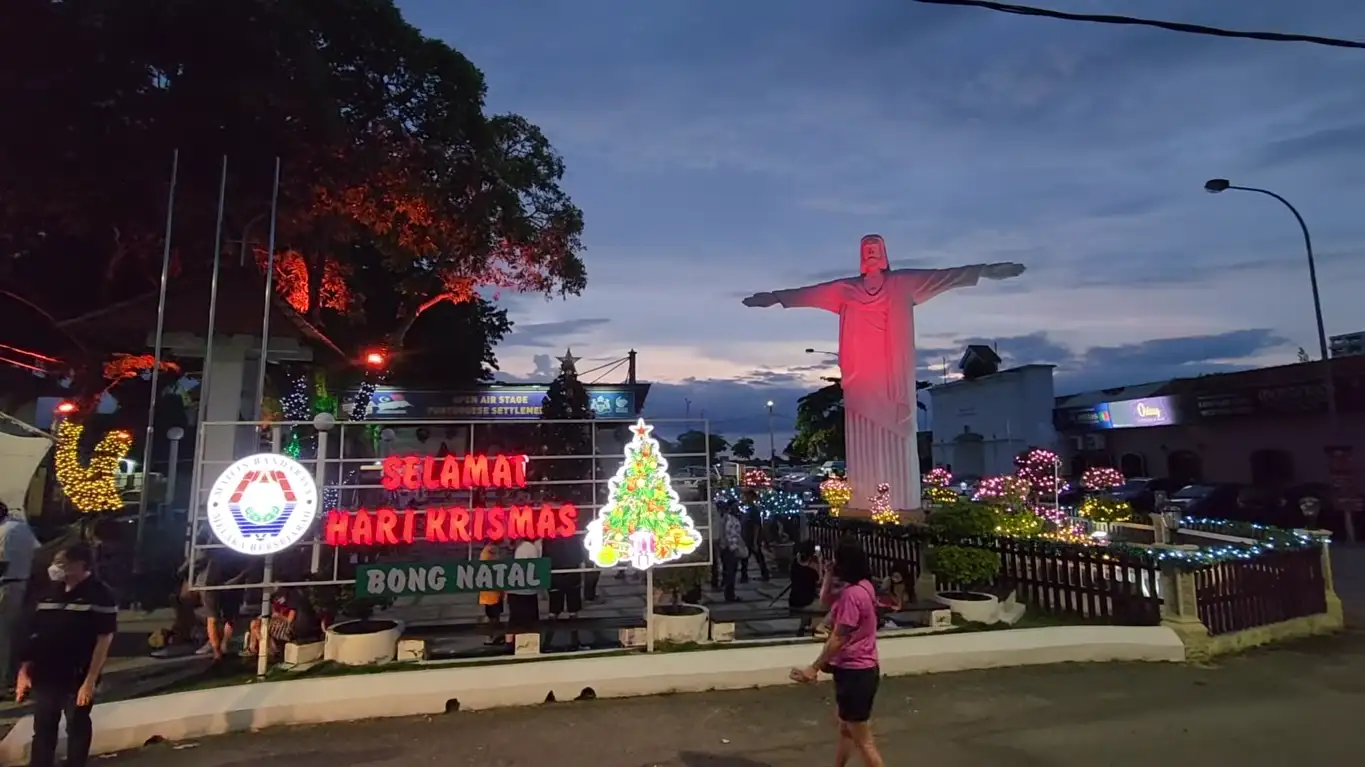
1192 546 1326 636
806 515 1162 626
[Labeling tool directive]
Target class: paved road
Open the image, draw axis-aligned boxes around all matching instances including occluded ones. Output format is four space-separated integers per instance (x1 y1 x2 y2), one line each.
104 629 1365 766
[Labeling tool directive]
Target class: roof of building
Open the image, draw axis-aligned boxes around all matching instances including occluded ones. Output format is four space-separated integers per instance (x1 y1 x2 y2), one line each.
958 344 1002 370
57 265 346 360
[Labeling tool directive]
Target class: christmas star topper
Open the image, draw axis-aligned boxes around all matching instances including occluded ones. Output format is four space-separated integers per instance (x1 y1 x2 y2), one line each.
631 418 653 439
557 348 581 373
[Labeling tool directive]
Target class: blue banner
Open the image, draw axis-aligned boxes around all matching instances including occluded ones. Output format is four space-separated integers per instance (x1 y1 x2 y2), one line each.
357 386 636 420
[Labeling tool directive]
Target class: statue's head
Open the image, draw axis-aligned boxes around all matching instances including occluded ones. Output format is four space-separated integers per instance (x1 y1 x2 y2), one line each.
859 234 888 275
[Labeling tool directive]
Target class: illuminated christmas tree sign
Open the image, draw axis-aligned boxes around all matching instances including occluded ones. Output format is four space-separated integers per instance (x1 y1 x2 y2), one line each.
584 418 703 570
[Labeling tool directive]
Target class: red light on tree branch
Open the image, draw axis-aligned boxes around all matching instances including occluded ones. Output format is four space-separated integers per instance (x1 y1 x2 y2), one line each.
55 401 78 415
365 351 386 367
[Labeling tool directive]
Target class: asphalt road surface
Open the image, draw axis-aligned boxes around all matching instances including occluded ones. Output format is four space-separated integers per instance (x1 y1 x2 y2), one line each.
104 629 1365 766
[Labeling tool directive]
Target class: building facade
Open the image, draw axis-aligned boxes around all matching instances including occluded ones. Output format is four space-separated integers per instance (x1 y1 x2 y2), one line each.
928 364 1057 478
1053 358 1365 506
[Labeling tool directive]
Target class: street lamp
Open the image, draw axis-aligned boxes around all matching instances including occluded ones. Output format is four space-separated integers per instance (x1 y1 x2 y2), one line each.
766 400 776 470
805 348 838 358
1204 178 1349 540
1202 179 1327 361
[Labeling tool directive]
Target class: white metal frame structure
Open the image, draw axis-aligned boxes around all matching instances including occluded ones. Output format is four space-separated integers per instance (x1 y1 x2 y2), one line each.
185 416 715 668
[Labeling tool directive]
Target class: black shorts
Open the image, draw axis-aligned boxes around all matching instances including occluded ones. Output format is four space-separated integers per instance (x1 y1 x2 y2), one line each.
483 601 503 620
831 665 880 723
199 589 243 622
506 593 539 630
548 587 582 616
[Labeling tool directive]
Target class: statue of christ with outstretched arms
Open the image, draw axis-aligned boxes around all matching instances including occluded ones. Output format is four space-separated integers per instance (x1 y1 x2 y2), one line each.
743 234 1025 513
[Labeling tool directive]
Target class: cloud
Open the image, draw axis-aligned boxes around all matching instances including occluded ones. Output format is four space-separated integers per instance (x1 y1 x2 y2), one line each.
502 318 611 348
406 0 1365 423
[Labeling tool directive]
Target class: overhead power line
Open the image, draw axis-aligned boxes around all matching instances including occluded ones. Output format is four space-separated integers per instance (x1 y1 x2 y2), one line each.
912 0 1365 50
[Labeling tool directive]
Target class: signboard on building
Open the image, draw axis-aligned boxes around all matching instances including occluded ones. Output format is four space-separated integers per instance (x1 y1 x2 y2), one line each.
356 386 636 420
1055 396 1179 431
1196 382 1328 419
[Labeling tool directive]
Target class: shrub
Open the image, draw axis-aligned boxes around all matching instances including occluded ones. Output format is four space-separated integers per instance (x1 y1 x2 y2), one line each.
652 564 707 606
926 500 997 540
1078 495 1134 524
926 545 1000 590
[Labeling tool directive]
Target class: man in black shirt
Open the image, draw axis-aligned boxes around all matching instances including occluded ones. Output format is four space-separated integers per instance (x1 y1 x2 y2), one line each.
16 542 116 767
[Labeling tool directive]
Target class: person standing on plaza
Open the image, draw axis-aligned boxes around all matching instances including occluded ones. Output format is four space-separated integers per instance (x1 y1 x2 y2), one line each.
739 488 769 582
790 541 884 767
718 504 748 602
16 542 117 767
506 537 542 632
478 540 506 645
0 502 38 689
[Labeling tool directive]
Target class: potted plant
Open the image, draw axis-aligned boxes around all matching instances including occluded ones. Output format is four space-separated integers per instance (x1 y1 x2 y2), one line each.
309 577 403 666
925 501 1003 624
650 563 710 644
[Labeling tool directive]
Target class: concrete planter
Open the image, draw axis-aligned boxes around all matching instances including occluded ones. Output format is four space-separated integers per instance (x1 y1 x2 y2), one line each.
323 619 405 666
935 591 1001 625
652 604 710 644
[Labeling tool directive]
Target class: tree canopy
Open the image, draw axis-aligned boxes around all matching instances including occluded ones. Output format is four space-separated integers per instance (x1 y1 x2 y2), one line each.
0 0 585 395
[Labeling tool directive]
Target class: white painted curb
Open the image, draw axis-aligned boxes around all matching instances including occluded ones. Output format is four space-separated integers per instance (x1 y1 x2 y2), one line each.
0 625 1183 764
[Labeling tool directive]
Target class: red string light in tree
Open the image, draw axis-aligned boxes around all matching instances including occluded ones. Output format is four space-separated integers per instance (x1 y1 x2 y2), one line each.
742 468 771 489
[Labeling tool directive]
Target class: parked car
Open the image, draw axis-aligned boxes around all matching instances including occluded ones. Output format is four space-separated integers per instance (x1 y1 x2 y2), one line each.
819 461 846 477
777 471 823 495
1163 484 1241 518
1105 477 1184 514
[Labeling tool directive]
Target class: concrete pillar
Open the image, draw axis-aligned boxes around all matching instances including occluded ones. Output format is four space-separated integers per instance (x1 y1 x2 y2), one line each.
200 342 249 488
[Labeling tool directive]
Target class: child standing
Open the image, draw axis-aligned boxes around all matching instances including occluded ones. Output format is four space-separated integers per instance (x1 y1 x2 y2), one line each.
478 541 505 645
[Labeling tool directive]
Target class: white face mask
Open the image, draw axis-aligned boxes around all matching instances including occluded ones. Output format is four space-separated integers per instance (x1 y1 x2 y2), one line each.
47 564 66 582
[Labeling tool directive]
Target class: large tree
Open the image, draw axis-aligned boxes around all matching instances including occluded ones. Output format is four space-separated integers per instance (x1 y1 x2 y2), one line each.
0 0 584 393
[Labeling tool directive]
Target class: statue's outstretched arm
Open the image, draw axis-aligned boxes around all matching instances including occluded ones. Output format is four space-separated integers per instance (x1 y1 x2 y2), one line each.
742 278 848 313
893 263 1025 304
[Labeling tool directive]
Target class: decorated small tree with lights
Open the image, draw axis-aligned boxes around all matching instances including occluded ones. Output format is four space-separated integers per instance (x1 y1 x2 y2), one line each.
585 419 702 569
975 474 1044 536
820 476 851 516
870 482 899 525
922 466 958 508
1013 447 1065 523
1078 466 1134 523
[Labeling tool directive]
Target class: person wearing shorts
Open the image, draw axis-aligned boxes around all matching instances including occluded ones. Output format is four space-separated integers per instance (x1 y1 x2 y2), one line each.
478 542 505 645
791 541 884 767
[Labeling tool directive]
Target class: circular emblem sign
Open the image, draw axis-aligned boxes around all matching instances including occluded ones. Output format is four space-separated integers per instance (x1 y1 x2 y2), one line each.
207 453 319 556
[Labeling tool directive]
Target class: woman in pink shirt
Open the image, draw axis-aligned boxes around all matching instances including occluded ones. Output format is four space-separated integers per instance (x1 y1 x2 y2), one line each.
791 542 884 767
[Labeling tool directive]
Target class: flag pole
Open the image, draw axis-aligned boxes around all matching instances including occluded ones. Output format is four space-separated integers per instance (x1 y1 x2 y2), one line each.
254 156 282 678
132 149 180 581
184 156 229 570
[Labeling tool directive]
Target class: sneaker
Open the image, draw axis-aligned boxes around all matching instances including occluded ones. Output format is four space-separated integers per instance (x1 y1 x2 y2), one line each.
194 642 214 656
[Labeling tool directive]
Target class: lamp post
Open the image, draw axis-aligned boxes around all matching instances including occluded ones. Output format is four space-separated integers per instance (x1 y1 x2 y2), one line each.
1204 179 1351 541
805 348 838 358
1203 180 1327 361
766 400 776 470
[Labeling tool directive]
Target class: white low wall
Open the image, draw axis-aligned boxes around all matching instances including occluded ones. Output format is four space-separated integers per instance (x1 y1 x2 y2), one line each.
0 625 1183 764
